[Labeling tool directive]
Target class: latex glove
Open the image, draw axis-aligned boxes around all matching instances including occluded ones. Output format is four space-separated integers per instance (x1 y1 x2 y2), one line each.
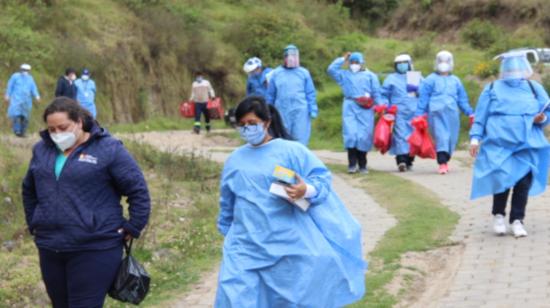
469 115 474 127
374 104 387 114
406 84 419 93
35 96 41 103
310 111 318 119
387 105 398 115
4 95 9 103
284 175 307 201
469 139 479 157
534 113 547 124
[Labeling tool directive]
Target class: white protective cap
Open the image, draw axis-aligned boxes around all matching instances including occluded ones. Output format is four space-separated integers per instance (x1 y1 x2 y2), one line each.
394 54 412 63
20 63 31 71
243 57 262 74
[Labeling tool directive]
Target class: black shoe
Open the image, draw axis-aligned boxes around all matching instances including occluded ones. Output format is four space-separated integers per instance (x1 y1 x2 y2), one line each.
193 127 200 134
206 126 211 133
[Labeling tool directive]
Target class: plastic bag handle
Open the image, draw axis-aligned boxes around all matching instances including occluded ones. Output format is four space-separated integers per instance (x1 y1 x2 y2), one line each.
124 239 133 256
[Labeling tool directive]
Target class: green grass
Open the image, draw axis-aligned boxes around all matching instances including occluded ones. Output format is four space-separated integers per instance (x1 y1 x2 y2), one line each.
327 165 459 307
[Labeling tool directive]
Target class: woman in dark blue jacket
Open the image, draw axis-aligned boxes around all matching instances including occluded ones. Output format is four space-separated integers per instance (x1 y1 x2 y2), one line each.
22 97 151 308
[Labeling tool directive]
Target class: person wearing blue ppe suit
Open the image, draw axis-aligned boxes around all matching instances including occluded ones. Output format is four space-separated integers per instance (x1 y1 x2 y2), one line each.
381 54 421 172
328 51 384 174
243 57 273 98
415 50 474 174
75 69 97 118
216 96 366 307
469 51 550 238
4 63 41 137
266 44 318 145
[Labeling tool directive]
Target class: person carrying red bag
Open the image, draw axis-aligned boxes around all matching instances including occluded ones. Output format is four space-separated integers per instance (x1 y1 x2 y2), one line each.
327 51 384 174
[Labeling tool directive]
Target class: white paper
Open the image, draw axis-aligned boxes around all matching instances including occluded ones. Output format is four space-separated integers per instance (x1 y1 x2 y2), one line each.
269 182 310 212
406 71 422 86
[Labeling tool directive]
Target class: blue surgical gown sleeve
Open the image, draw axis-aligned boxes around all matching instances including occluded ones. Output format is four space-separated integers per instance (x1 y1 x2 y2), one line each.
456 79 473 116
370 74 385 106
304 70 318 117
327 57 345 85
246 78 253 96
533 81 550 127
265 74 276 105
91 80 96 95
31 77 39 98
294 147 331 206
217 166 235 236
416 78 433 116
380 77 393 105
6 74 15 97
469 85 491 140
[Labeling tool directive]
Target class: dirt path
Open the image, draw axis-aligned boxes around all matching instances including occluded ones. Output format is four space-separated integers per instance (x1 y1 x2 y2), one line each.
125 130 397 307
317 150 550 307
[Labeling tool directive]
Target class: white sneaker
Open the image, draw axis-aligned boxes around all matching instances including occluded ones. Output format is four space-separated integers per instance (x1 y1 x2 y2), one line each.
511 220 528 238
493 214 506 236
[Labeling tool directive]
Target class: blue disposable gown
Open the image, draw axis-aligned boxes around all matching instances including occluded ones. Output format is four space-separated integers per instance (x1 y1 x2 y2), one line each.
246 67 272 98
266 66 318 145
416 73 473 154
381 72 420 155
216 138 366 307
327 57 384 152
470 80 550 199
5 72 40 119
75 78 97 118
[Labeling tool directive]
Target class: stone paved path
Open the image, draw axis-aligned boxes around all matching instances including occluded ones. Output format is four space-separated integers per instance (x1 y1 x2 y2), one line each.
131 131 397 308
316 150 550 308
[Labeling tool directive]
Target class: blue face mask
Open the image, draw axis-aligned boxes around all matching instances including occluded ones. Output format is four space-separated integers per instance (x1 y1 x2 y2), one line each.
239 123 267 146
196 76 203 82
396 62 409 74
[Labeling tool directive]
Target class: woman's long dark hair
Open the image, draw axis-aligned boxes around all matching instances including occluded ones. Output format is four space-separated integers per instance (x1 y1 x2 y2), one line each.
235 96 292 140
43 97 95 132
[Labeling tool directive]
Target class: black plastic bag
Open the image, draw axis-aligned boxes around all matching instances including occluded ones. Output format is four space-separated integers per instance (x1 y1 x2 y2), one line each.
109 239 150 305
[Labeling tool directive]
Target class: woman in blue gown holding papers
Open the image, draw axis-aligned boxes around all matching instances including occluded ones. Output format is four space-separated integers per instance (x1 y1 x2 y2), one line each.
215 96 366 307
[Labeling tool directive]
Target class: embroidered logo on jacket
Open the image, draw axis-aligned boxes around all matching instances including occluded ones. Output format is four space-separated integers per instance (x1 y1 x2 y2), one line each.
78 153 98 165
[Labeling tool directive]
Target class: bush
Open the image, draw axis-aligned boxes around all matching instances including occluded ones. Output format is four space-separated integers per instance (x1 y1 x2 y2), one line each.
473 61 498 79
411 33 436 59
461 19 502 50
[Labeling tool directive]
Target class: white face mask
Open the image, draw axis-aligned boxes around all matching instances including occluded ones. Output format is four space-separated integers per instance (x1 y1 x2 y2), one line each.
437 62 451 73
350 64 361 73
81 75 90 81
51 129 77 152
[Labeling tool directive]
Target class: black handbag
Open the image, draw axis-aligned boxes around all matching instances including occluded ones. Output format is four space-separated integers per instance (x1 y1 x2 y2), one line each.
108 239 151 305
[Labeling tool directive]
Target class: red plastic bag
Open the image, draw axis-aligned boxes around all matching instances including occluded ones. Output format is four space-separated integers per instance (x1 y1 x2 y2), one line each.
374 113 395 154
207 97 224 119
408 116 436 159
355 96 374 109
179 101 195 118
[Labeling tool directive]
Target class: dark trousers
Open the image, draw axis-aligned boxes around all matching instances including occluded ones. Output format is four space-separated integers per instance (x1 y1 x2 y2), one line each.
436 151 450 164
396 154 414 167
39 245 123 308
11 115 29 136
493 172 533 223
194 102 211 129
347 148 367 169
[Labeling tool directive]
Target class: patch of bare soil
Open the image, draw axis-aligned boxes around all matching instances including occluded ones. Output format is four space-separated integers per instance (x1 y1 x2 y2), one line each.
387 244 465 308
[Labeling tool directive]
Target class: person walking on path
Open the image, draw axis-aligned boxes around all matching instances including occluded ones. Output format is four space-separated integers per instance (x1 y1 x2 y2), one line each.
243 57 272 98
215 96 366 307
266 44 318 146
190 71 215 134
55 68 77 99
328 51 384 174
381 54 421 172
22 97 151 307
414 50 474 174
4 63 41 137
469 51 550 238
75 68 97 118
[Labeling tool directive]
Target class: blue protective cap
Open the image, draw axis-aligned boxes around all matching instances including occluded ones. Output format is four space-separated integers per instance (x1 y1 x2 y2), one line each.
82 69 90 75
349 52 364 64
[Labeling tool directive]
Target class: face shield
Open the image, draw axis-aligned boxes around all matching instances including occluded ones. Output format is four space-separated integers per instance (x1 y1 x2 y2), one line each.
284 48 300 68
435 51 454 73
497 52 533 80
